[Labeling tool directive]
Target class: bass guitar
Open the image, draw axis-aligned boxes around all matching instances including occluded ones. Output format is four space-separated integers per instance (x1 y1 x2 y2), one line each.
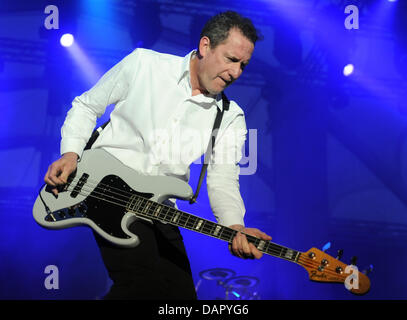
33 149 371 295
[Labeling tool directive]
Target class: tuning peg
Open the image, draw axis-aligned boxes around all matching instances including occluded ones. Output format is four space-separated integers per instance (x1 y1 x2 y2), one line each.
362 264 373 275
350 256 357 265
336 249 343 260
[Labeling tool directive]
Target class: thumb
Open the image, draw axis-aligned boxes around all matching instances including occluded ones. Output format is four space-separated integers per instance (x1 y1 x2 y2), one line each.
59 165 75 183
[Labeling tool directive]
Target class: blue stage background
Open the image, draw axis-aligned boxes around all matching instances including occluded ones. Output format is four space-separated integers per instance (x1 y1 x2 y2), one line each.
0 0 406 300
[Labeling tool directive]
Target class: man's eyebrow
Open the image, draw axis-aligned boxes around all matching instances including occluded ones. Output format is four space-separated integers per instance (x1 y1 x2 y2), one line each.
228 55 250 65
229 56 240 62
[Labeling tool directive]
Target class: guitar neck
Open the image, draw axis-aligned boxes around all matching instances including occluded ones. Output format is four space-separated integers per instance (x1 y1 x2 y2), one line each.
127 195 302 263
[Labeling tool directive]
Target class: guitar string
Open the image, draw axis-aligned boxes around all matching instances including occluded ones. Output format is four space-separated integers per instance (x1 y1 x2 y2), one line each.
65 184 299 260
54 176 272 248
50 178 348 279
51 181 300 260
76 184 348 277
50 182 348 279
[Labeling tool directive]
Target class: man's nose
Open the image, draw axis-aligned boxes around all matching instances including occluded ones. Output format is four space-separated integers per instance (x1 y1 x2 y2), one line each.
229 64 241 80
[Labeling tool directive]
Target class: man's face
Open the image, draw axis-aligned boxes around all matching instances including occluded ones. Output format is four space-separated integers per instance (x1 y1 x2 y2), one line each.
197 28 254 95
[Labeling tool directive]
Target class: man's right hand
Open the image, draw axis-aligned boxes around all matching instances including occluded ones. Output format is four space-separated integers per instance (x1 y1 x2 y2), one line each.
44 152 79 196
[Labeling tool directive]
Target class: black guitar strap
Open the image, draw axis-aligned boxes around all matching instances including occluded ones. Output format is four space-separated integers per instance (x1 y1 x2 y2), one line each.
85 92 230 204
84 120 110 150
189 92 230 204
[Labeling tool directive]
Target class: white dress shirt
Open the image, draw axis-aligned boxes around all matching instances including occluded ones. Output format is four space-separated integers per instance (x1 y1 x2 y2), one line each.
60 48 247 227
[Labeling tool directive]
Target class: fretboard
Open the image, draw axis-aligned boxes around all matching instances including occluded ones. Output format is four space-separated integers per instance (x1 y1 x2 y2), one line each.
126 195 301 263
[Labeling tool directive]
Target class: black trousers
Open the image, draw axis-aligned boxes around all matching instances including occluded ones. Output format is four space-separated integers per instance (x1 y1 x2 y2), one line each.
94 219 197 300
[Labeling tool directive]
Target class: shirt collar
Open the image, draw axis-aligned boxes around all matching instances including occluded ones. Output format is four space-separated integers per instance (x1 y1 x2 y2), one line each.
179 50 223 112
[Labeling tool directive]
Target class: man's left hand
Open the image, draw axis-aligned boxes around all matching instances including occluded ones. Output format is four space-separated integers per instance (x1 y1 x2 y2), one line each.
228 224 272 259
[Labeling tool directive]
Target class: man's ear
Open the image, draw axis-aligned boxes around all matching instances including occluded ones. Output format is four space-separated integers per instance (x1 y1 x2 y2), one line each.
198 36 211 57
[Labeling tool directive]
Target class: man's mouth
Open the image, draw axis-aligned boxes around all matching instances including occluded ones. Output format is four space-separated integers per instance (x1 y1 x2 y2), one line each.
219 77 231 85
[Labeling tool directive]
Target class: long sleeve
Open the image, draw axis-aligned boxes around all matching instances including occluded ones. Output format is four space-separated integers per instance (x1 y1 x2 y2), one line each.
206 113 247 227
60 49 138 158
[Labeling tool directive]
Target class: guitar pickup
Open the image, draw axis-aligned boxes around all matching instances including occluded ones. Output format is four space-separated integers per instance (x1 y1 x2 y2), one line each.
70 173 89 198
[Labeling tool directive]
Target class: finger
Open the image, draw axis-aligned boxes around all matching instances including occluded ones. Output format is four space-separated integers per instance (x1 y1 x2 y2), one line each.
232 234 245 258
44 164 56 185
233 232 254 259
51 187 59 196
246 228 272 241
47 164 64 183
50 163 73 185
249 243 263 259
59 169 72 184
259 231 272 241
232 234 241 256
48 174 65 187
239 233 253 257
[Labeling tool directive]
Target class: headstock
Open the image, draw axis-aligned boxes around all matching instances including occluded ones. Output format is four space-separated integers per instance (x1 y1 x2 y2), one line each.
299 247 371 295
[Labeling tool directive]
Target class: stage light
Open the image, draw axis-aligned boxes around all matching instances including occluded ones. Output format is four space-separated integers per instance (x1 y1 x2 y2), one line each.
60 33 74 47
343 63 354 76
388 0 397 3
322 242 331 252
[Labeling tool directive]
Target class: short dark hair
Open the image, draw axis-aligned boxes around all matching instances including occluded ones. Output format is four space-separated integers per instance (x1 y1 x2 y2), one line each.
199 11 261 50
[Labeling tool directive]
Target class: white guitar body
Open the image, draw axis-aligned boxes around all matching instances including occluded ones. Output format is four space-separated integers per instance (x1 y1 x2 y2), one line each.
33 149 193 248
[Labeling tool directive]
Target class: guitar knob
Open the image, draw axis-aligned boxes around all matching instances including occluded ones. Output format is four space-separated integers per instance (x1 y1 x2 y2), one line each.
336 249 343 260
68 207 75 216
335 266 343 274
350 256 357 265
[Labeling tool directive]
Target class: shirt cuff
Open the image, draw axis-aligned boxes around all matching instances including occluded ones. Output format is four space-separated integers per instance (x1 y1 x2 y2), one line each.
60 138 87 160
215 212 245 228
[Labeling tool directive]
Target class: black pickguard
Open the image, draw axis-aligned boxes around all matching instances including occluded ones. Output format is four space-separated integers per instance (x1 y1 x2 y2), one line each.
83 175 154 239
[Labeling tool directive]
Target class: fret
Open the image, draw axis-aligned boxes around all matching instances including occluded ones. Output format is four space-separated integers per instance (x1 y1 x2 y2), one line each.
186 215 197 230
209 222 217 236
218 227 232 242
137 197 147 214
172 211 180 223
204 221 216 235
182 214 190 228
213 225 221 237
162 206 173 222
294 251 301 262
195 219 203 231
226 229 237 242
153 204 161 217
161 205 170 222
126 195 135 211
257 240 266 251
253 238 261 249
142 200 152 215
131 197 140 212
265 244 297 261
201 220 214 235
264 242 271 254
136 197 145 212
128 195 142 213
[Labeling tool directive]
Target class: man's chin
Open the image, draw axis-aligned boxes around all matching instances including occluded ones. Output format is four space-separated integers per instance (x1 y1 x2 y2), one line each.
207 85 225 95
